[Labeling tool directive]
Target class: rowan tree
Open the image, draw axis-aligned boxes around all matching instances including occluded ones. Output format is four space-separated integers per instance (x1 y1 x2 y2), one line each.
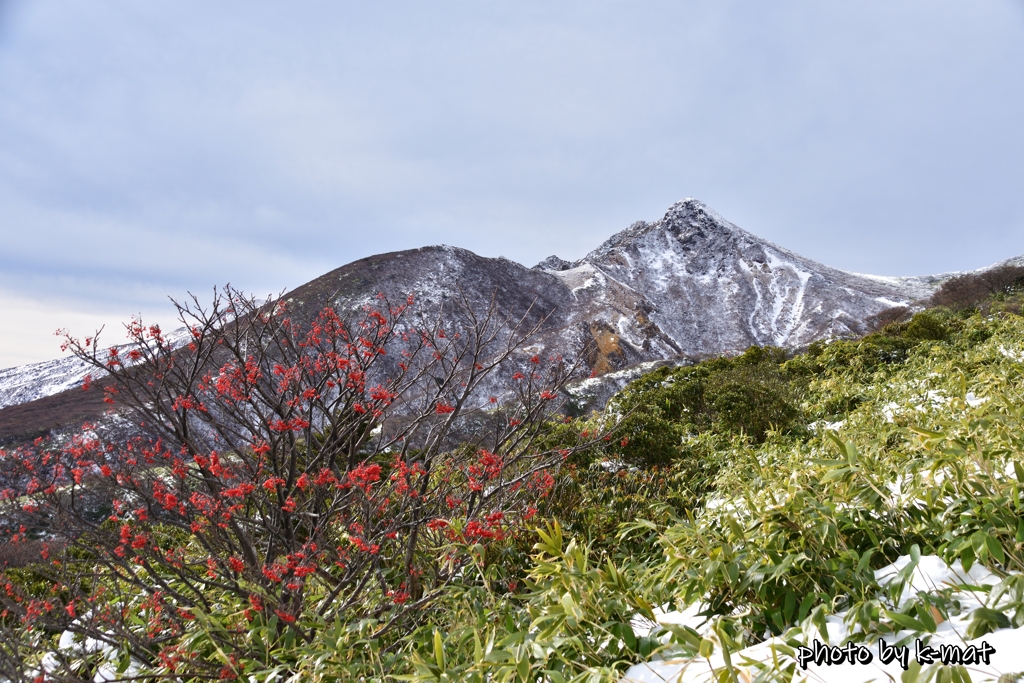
0 286 596 681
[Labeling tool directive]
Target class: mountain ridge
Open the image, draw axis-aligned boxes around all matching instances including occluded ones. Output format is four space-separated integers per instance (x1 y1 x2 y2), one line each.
533 199 935 363
2 198 1021 443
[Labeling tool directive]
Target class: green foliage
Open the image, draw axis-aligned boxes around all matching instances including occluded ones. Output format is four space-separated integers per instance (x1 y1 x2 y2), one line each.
11 304 1024 681
903 310 950 341
537 460 705 556
403 522 673 683
703 361 801 438
643 310 1024 646
609 345 804 468
400 308 1024 678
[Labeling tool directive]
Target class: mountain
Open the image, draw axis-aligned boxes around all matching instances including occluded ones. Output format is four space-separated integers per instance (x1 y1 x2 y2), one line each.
0 355 97 412
0 198 1012 444
0 327 195 412
288 200 945 376
535 199 940 371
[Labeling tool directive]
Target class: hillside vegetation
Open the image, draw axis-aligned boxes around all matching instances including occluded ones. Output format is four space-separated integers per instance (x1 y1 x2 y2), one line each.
5 291 1024 682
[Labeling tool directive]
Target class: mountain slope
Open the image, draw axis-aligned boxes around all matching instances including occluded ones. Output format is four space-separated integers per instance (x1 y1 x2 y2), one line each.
536 199 935 366
2 198 1017 443
0 355 95 412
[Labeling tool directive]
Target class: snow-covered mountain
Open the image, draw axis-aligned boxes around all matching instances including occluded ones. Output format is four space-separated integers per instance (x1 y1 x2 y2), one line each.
283 199 948 380
0 198 1016 443
0 355 95 412
0 325 201 412
533 199 942 371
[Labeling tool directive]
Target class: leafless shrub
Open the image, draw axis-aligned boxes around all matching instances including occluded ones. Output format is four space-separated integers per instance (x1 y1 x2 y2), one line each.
0 539 60 568
930 264 1024 311
865 306 912 333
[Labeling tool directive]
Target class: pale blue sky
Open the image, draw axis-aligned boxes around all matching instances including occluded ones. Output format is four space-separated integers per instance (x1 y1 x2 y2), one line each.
2 1 1023 367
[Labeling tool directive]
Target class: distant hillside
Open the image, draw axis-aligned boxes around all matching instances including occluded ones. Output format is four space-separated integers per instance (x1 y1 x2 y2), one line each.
2 198 1021 445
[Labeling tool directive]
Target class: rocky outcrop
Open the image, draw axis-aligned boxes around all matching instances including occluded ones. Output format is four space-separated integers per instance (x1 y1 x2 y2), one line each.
539 199 940 363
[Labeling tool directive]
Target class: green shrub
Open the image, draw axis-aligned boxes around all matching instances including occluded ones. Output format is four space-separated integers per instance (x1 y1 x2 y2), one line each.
644 311 1024 642
608 345 805 466
9 304 1024 681
903 310 949 341
703 363 801 439
538 459 710 556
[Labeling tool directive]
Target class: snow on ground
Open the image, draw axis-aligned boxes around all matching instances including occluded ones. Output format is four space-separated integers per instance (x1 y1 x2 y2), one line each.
999 346 1024 363
0 354 97 409
566 361 665 398
13 612 145 683
622 555 1024 683
0 327 192 411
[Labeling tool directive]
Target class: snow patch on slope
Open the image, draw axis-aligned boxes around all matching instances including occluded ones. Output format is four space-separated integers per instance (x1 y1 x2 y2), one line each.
0 355 97 410
0 327 193 411
623 554 1024 683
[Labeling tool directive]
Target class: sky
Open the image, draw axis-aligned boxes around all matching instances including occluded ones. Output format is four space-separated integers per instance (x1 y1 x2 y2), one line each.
1 1 1023 368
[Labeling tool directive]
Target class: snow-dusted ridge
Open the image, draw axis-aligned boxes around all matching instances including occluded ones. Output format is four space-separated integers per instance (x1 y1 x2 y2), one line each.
0 355 97 411
3 198 1023 425
0 327 192 411
534 198 949 362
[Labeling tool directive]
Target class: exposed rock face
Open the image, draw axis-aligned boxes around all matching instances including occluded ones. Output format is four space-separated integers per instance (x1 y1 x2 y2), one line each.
293 199 943 381
533 255 574 272
538 199 940 367
1 197 1016 443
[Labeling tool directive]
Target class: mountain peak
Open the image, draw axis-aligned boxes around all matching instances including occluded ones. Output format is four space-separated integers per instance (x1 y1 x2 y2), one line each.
662 197 717 223
0 197 968 444
532 255 574 271
578 197 754 266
